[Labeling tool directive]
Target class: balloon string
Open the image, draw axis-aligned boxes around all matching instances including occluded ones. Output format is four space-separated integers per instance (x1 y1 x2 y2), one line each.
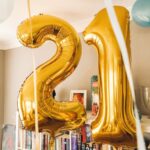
27 0 39 149
27 0 33 43
103 0 146 149
31 51 40 150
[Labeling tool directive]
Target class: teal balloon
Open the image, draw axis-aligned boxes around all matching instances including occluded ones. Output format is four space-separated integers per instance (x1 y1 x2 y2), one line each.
132 0 150 27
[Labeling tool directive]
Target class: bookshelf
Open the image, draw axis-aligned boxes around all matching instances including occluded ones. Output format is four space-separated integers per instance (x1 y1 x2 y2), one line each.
18 129 51 150
17 111 96 150
7 107 150 149
14 74 150 150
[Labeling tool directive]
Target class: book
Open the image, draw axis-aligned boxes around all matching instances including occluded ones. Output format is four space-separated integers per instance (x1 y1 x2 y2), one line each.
18 128 22 148
85 124 92 143
71 131 78 150
91 75 99 116
55 134 62 150
81 126 86 143
77 133 82 150
44 134 48 150
32 131 36 150
92 143 101 150
85 143 90 150
81 124 92 144
61 137 64 150
81 143 86 150
25 130 32 149
2 124 16 150
55 132 70 150
66 138 70 150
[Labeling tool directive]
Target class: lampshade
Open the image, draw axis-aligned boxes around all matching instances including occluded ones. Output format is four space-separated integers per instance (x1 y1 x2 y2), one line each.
0 0 15 23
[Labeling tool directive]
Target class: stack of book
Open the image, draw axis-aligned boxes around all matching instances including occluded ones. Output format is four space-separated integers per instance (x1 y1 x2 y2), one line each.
55 124 101 150
55 132 70 150
18 129 50 150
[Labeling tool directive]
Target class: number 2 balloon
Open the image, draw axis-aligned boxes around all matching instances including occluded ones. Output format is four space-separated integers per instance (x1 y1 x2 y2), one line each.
17 15 86 135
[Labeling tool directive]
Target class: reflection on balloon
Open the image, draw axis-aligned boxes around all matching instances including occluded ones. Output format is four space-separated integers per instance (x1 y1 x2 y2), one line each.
17 14 86 136
132 0 150 27
83 6 136 147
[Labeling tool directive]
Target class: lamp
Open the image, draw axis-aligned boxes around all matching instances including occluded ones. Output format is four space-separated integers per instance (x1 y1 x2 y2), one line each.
0 0 15 23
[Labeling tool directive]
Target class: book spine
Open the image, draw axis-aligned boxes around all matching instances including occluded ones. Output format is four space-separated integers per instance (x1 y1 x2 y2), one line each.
91 75 99 116
55 136 59 150
29 131 32 149
64 138 67 150
85 143 90 150
40 133 44 150
32 131 35 150
18 128 22 149
44 134 48 150
66 138 70 150
85 124 92 143
77 133 82 150
81 143 86 150
71 132 77 150
81 126 86 143
48 134 50 150
43 134 46 150
69 131 72 150
23 129 26 149
61 137 63 150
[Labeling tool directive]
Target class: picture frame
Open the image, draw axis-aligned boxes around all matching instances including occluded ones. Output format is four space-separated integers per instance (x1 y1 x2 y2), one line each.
70 90 87 109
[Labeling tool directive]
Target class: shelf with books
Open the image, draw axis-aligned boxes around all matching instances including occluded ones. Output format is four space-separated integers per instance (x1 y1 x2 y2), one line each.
55 126 101 150
2 123 140 150
17 128 51 150
16 108 96 147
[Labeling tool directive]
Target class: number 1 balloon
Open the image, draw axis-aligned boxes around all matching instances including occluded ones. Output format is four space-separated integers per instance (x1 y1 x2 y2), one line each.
17 15 86 134
83 6 136 147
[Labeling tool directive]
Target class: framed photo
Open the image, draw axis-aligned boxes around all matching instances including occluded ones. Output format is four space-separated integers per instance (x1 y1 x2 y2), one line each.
91 75 99 116
70 90 87 109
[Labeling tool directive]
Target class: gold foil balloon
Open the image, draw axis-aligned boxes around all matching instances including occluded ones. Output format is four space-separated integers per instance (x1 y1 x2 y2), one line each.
83 6 136 147
17 15 86 134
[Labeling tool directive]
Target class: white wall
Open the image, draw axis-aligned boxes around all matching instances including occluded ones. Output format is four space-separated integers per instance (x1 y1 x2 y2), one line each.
0 51 4 148
131 21 150 114
3 22 150 125
0 0 14 22
131 21 150 86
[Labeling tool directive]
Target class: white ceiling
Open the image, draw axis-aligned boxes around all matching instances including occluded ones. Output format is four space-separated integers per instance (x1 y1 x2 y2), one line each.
0 0 135 50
